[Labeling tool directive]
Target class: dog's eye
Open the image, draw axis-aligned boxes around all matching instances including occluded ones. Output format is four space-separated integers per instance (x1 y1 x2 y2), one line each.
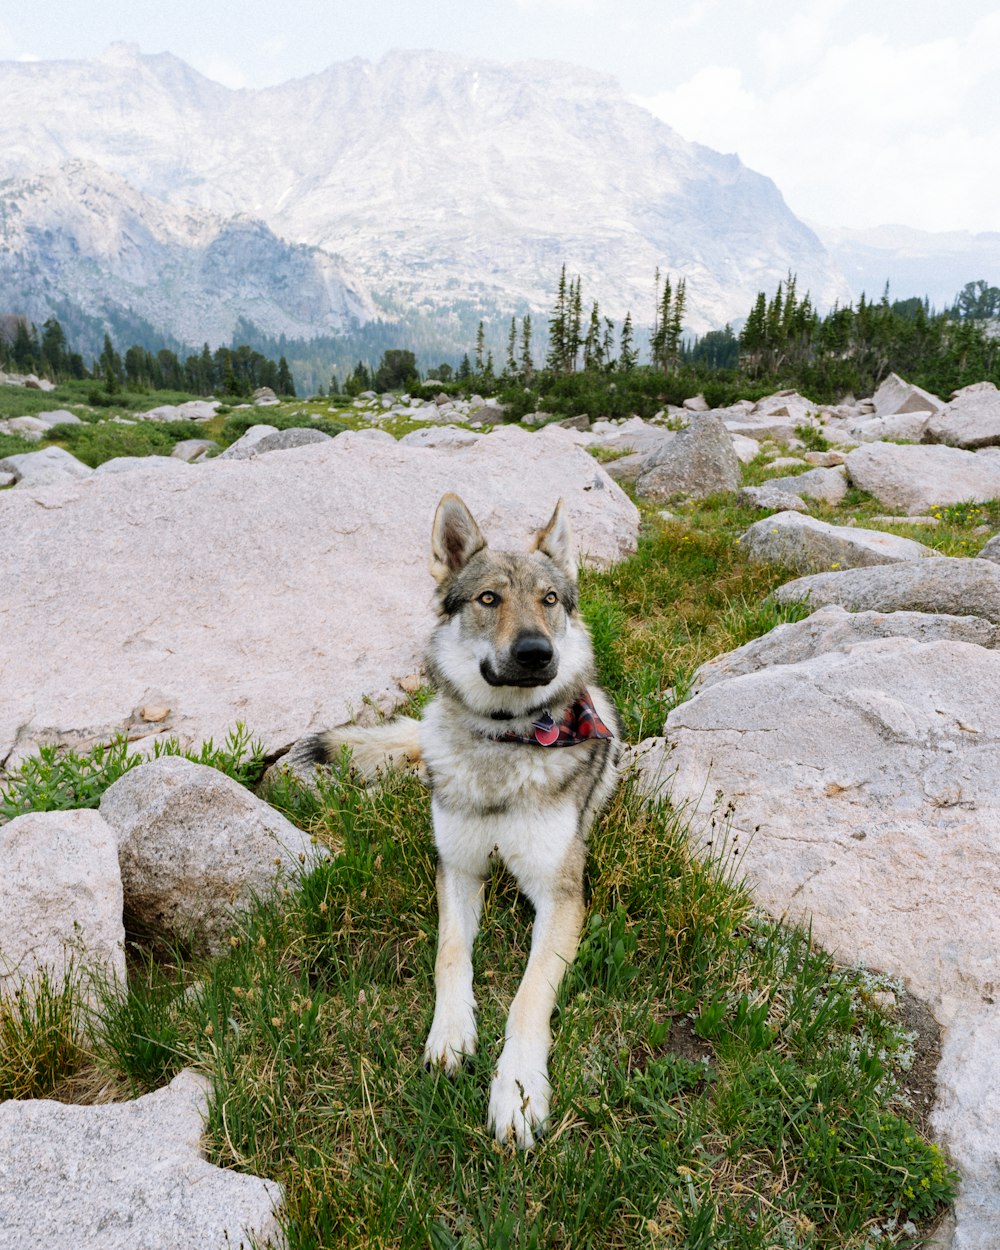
477 591 498 606
543 591 559 606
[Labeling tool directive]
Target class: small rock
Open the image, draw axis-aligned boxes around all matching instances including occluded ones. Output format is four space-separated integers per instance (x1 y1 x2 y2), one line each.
251 428 335 455
0 809 126 1002
764 465 848 506
172 439 219 463
214 425 280 461
737 484 808 513
99 756 323 953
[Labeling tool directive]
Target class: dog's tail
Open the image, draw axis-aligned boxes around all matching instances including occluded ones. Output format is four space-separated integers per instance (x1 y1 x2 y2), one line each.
282 716 424 780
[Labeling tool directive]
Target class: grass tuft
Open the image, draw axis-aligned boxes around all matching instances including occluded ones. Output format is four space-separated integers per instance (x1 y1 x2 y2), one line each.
0 967 87 1100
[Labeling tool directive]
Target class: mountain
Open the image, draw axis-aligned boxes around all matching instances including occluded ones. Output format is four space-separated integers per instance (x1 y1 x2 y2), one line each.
818 223 1000 311
0 43 850 344
0 161 374 353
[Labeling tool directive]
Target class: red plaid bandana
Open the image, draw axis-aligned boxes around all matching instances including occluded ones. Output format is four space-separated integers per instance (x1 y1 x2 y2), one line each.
494 689 614 747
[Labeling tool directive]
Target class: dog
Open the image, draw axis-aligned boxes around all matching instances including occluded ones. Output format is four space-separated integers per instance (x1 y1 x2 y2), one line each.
292 493 620 1148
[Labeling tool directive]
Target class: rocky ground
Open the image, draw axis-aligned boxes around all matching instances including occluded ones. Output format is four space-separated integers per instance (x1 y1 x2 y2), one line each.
2 370 999 1247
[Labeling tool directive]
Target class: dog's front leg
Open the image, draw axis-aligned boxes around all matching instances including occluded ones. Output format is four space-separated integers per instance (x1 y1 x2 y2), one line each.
423 855 484 1075
488 849 585 1150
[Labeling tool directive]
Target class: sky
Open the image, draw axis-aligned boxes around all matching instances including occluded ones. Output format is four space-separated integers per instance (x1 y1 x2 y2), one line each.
2 0 998 235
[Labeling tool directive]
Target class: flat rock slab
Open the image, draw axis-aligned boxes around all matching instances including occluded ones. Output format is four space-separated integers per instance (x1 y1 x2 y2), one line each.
638 638 1000 1247
739 510 937 574
845 442 1000 514
0 1069 283 1250
692 603 999 693
773 557 1000 623
0 809 125 999
0 426 638 768
651 638 1000 1012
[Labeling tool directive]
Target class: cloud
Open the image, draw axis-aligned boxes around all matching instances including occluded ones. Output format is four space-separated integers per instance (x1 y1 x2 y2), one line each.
512 0 604 11
191 56 248 90
636 11 1000 232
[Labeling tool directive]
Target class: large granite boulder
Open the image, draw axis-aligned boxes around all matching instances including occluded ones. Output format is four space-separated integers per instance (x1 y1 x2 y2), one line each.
634 413 741 502
691 603 999 694
925 383 1000 449
637 638 1000 1246
845 442 1000 514
871 372 943 416
0 424 639 768
0 445 92 485
738 510 938 574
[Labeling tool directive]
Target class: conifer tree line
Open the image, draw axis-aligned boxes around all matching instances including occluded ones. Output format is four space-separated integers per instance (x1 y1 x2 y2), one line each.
463 270 1000 409
0 317 297 398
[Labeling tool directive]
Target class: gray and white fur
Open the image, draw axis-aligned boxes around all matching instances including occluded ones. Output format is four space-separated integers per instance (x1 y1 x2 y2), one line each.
292 492 620 1148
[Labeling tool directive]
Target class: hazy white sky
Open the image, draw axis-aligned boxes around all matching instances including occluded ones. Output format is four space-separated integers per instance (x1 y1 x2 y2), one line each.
2 0 997 234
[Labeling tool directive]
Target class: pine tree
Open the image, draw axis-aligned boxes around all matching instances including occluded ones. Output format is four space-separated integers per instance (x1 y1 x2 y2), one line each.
665 277 686 367
520 314 534 379
40 318 68 379
99 333 122 393
602 316 616 371
475 321 486 374
277 356 295 397
547 266 569 372
568 277 583 371
619 312 637 372
583 301 602 371
12 319 38 372
506 317 518 377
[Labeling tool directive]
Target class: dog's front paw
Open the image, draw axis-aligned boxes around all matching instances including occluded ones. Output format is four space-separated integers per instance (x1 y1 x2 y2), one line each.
423 996 477 1076
487 1042 550 1150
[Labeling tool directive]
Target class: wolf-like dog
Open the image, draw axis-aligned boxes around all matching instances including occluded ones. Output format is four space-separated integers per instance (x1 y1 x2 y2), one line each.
294 493 620 1148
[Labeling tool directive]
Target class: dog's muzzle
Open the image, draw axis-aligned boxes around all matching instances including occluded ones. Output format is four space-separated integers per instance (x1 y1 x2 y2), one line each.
480 631 558 687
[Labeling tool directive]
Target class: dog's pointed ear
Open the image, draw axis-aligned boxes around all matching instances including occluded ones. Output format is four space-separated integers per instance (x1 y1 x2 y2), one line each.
430 493 487 583
533 498 577 580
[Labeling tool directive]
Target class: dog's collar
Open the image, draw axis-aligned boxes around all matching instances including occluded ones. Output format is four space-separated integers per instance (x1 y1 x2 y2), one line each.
487 689 614 748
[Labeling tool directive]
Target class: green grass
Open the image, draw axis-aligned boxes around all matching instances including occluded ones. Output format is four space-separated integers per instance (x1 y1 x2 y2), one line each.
580 510 811 739
0 968 87 1100
0 421 970 1246
42 417 208 467
0 724 265 823
68 767 953 1248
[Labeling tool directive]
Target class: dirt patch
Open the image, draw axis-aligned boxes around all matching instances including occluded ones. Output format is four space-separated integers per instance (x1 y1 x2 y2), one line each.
893 990 944 1139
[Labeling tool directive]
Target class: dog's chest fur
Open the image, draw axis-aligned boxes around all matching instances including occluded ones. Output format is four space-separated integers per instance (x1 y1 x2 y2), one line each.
421 699 593 817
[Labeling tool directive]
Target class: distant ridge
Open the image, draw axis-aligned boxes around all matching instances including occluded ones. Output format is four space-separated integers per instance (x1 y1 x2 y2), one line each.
0 44 850 343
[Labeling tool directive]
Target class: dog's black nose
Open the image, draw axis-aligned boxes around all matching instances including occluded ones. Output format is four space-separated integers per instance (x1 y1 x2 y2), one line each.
512 632 554 670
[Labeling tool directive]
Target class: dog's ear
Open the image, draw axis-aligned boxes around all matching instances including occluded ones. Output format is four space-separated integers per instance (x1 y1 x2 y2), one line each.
430 493 487 582
533 498 577 580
